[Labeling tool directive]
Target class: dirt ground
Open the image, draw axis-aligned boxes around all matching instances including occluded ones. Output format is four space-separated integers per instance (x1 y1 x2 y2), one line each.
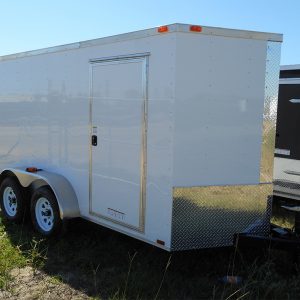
2 218 300 300
0 266 90 300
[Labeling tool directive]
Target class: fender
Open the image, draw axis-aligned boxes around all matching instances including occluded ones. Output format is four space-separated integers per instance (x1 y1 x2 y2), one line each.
1 168 80 219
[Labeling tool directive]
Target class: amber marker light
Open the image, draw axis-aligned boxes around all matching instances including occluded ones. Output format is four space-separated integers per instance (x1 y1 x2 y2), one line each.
26 167 42 173
157 25 169 33
156 239 165 246
190 25 202 32
26 167 38 173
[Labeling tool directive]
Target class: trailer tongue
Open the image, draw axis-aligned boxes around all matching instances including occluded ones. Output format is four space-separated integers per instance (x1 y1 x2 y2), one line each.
236 205 300 254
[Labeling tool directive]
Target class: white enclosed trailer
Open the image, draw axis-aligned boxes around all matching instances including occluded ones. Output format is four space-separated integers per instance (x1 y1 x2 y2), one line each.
0 24 282 251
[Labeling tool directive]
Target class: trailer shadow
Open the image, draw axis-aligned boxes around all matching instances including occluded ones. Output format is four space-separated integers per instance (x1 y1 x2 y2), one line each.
2 211 299 300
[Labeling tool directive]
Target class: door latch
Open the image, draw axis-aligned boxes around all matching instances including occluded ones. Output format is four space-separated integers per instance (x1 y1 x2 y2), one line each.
92 135 98 146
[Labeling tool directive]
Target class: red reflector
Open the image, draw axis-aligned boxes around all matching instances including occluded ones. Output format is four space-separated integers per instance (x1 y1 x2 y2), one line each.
157 26 169 33
26 167 39 173
190 25 202 32
157 239 165 246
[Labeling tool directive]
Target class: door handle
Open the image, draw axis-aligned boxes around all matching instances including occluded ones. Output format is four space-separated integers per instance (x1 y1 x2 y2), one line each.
92 135 98 146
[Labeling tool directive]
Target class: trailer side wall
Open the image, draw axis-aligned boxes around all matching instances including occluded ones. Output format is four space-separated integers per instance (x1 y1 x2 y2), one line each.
0 33 177 249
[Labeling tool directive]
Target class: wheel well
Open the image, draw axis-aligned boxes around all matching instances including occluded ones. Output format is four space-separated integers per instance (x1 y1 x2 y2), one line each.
0 171 52 204
0 168 80 219
28 179 51 195
0 171 29 199
0 170 20 186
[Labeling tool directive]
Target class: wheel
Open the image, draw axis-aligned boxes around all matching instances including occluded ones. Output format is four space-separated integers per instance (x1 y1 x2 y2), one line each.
0 177 26 223
30 186 62 236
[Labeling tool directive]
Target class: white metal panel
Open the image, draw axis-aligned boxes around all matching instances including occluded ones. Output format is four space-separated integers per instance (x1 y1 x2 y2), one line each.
273 157 300 183
281 65 300 71
90 57 146 230
273 157 300 200
173 33 268 186
0 51 90 217
0 32 176 249
83 34 176 247
280 78 300 85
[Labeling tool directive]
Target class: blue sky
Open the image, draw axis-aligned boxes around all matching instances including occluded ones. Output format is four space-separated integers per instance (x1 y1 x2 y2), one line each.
0 0 298 64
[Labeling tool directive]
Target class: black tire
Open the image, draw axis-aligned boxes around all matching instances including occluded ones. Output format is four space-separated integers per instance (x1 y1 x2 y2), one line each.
30 186 62 236
0 177 26 223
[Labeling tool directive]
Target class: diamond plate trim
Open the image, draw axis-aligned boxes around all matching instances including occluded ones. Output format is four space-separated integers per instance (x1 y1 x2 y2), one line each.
171 184 272 251
260 41 281 183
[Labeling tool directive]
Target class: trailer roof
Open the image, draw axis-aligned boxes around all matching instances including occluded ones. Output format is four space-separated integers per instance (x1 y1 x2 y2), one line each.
281 64 300 71
0 23 282 62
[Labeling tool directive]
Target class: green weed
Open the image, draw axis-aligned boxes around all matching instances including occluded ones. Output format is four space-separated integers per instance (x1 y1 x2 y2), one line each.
1 216 300 299
0 219 26 290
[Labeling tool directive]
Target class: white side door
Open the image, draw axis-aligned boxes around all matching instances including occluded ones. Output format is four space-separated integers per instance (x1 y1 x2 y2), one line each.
89 54 148 231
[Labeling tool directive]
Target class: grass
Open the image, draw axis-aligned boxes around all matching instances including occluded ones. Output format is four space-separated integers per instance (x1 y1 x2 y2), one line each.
0 219 27 290
1 215 300 299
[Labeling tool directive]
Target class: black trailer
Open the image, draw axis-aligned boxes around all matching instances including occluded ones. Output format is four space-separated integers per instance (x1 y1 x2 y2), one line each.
238 65 300 254
274 65 300 201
